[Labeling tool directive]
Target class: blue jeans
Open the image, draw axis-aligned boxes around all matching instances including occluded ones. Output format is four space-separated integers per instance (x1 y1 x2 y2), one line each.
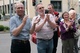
37 38 53 53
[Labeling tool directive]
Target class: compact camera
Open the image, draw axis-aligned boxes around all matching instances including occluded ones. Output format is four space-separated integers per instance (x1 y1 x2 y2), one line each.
45 9 49 14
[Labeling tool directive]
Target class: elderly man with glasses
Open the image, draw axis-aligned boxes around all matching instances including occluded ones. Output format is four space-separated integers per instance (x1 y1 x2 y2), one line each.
32 3 57 53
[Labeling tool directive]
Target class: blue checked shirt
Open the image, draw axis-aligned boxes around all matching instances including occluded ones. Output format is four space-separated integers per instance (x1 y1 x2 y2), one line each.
9 14 31 40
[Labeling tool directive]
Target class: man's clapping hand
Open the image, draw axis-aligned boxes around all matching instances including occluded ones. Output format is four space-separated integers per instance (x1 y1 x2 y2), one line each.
22 15 28 24
34 17 40 24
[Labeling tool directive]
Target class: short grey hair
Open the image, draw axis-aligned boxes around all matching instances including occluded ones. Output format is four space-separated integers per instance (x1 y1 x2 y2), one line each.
15 2 24 8
48 4 54 9
35 3 43 10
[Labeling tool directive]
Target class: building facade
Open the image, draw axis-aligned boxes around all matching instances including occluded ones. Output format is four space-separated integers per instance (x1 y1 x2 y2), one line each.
0 0 79 18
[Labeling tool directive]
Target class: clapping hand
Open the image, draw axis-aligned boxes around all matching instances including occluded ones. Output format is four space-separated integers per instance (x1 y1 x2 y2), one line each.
34 17 40 24
46 14 50 22
67 21 73 28
22 15 28 24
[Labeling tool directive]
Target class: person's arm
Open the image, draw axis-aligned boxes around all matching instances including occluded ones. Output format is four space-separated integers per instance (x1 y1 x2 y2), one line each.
30 17 40 34
11 16 28 36
69 22 76 32
34 17 46 32
48 20 58 28
12 23 25 36
60 22 69 34
35 20 46 32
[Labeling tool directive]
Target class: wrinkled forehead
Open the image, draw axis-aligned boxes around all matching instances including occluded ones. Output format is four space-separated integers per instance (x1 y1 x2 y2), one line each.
37 3 44 9
15 2 24 8
48 5 52 8
69 10 76 15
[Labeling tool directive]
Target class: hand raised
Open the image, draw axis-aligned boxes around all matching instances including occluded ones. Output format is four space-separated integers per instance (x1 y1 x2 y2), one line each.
68 22 73 28
22 15 28 24
34 17 40 24
46 14 50 21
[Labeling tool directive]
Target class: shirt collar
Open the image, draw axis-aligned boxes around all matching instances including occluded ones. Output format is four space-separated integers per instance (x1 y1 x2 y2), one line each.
15 14 23 20
15 14 20 19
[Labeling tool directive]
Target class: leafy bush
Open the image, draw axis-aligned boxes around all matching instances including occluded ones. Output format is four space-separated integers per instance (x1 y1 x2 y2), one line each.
0 25 4 31
0 25 9 31
4 26 10 30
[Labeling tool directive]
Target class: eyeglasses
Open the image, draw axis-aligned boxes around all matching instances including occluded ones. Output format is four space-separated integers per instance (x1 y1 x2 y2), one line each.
39 7 44 9
48 8 51 9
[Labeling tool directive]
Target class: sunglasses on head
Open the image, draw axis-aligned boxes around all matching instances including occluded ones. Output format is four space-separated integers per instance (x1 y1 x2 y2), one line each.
39 7 44 9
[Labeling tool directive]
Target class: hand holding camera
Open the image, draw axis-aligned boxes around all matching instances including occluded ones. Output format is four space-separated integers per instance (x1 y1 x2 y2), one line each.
45 9 49 14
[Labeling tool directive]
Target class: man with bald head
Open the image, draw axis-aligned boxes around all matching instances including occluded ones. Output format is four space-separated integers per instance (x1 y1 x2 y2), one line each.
10 2 38 53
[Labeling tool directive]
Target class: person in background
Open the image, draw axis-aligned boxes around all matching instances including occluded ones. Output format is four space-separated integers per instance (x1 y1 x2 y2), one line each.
69 9 79 53
32 3 57 53
60 12 76 53
69 8 75 11
69 10 76 21
9 2 39 53
47 4 60 53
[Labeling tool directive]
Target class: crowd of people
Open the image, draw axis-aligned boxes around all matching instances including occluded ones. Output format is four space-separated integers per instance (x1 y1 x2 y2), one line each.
9 2 80 53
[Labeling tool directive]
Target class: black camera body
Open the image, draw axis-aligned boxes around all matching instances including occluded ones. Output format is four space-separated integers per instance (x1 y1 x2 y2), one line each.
45 9 49 14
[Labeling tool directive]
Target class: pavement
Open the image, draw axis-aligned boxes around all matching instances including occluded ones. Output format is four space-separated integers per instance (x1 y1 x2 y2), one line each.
0 33 62 53
0 20 9 27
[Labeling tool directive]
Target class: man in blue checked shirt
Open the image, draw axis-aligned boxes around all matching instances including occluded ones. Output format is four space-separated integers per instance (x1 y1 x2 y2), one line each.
10 2 39 53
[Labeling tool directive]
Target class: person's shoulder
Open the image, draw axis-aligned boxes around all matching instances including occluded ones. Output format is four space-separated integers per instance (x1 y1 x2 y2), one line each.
54 11 59 14
33 16 38 19
32 15 39 20
54 11 59 16
60 20 64 24
48 14 55 17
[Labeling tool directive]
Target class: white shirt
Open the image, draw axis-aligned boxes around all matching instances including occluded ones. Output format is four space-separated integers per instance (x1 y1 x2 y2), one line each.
32 14 56 39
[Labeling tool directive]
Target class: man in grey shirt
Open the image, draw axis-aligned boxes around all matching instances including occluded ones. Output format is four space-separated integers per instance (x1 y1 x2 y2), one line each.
10 2 39 53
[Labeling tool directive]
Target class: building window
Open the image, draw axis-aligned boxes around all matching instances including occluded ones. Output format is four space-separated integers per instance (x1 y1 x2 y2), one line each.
51 1 62 12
